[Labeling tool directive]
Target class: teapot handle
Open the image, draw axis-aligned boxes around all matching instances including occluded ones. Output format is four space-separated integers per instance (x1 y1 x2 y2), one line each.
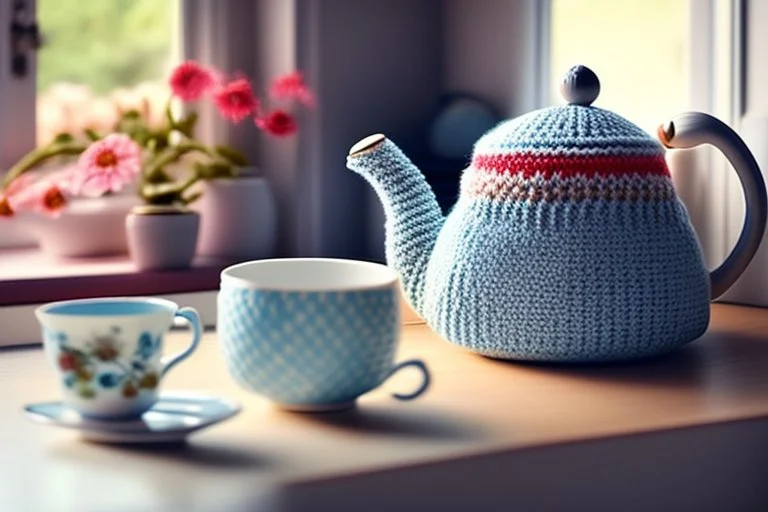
658 112 768 299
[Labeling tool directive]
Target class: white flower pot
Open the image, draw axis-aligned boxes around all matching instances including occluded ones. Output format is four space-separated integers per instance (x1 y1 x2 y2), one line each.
125 206 200 270
0 217 38 249
192 173 277 261
19 194 141 258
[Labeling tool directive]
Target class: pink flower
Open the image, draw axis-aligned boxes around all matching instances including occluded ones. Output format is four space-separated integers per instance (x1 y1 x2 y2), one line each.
270 71 315 107
213 78 259 122
74 134 141 197
5 172 35 197
255 110 298 137
4 176 68 217
46 166 81 195
169 61 216 102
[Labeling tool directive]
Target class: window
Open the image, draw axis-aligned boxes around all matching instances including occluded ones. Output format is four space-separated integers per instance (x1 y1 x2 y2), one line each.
36 0 181 146
0 0 210 347
547 0 739 272
0 0 181 249
549 0 691 135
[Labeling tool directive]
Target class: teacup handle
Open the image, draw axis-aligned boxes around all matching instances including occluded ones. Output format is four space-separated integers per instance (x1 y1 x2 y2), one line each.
384 359 431 401
160 307 202 377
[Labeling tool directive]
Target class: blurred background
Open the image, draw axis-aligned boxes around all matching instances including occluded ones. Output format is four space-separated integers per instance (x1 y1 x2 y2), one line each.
35 0 690 146
36 0 180 145
11 0 742 270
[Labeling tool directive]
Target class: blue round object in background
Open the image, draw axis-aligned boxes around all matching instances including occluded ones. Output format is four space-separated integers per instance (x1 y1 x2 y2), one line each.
428 96 499 160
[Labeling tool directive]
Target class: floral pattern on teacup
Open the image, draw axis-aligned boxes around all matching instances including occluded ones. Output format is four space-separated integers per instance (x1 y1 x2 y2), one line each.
47 327 162 399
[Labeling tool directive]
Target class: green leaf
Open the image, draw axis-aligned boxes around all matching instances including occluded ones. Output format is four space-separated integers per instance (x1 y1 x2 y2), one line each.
214 145 249 166
149 132 169 152
142 181 182 196
175 111 198 138
121 109 142 120
144 167 172 184
182 191 203 205
195 161 235 179
52 132 75 144
141 181 196 206
84 128 101 141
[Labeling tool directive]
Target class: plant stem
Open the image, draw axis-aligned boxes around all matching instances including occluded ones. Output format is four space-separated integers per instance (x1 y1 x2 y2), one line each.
164 95 175 128
143 140 216 181
1 142 87 190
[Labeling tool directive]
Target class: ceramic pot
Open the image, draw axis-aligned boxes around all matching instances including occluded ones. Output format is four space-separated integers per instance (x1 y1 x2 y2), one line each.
125 205 200 270
20 194 141 258
192 171 277 261
0 217 37 250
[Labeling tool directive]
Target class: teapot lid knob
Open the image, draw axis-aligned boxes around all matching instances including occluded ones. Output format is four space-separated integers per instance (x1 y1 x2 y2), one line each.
561 65 600 106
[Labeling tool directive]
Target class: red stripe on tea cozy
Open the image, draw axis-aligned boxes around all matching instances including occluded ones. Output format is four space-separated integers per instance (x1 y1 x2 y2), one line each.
472 154 671 179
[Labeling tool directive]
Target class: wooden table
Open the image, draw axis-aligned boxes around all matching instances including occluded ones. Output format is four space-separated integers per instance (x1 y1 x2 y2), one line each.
2 304 768 511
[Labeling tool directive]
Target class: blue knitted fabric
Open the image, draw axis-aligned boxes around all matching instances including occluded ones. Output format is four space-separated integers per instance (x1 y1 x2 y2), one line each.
347 105 711 362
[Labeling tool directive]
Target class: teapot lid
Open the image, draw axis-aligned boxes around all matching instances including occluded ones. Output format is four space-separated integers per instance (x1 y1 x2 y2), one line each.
467 65 668 199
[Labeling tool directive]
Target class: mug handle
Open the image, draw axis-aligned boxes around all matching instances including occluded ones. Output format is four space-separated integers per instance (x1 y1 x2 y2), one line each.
383 359 431 401
160 307 202 377
658 112 768 299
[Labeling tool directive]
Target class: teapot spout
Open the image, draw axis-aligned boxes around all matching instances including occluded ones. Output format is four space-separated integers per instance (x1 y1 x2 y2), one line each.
347 134 444 316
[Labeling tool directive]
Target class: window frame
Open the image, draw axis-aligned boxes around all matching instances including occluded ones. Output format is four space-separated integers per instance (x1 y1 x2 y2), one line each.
541 0 743 269
0 0 38 248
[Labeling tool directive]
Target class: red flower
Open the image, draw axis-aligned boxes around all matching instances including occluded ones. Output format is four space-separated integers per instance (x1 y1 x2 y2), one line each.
270 71 315 107
41 186 67 214
169 61 216 102
256 110 298 137
58 352 77 371
213 78 259 122
0 196 13 217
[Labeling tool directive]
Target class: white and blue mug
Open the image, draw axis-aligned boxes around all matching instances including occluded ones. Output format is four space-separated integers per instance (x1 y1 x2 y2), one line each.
35 297 202 420
218 258 431 412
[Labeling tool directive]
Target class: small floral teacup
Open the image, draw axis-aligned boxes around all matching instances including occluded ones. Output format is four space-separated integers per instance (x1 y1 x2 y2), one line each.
35 297 202 420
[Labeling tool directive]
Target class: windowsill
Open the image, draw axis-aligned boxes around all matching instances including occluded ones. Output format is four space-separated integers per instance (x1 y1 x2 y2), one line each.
2 303 768 511
0 248 240 307
0 248 241 346
0 249 424 346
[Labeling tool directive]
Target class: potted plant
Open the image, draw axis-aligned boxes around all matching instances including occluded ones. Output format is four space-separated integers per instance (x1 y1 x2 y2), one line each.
1 61 313 264
117 62 254 270
121 61 313 269
0 133 140 258
189 68 315 261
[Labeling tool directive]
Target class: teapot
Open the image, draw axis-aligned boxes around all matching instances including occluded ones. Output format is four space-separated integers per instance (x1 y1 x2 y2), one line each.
346 65 768 362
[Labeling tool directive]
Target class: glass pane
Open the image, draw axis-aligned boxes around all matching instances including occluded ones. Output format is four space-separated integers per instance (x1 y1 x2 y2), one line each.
36 0 181 146
550 0 689 134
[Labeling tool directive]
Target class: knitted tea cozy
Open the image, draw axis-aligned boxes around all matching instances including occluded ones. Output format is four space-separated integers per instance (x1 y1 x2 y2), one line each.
347 66 710 362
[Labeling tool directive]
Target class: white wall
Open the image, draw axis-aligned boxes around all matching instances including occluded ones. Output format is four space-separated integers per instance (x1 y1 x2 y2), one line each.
188 1 548 261
443 0 544 117
234 0 768 277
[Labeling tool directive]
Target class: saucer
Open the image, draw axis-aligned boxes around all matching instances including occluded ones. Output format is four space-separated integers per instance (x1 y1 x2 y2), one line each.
23 392 241 444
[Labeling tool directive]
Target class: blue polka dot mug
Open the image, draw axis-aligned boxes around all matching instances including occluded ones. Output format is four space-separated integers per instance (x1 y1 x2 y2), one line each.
218 258 431 412
35 297 202 420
